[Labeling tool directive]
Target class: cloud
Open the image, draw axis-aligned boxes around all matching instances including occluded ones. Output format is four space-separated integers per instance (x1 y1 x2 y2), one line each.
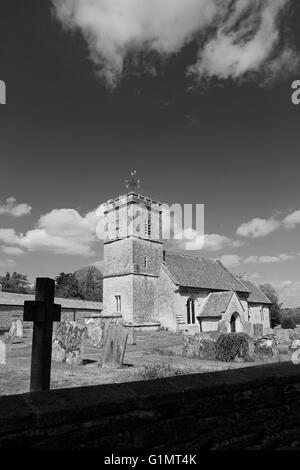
0 206 105 256
202 233 242 252
244 253 295 264
218 254 242 268
1 246 25 256
51 0 295 87
282 210 300 230
272 280 300 307
219 252 295 267
236 217 280 238
190 0 294 82
0 259 16 270
0 197 32 217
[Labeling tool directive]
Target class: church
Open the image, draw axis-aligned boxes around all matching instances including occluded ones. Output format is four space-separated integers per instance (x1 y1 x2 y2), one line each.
102 190 271 335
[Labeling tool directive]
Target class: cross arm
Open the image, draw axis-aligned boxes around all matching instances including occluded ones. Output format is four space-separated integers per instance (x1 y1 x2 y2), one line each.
23 301 61 322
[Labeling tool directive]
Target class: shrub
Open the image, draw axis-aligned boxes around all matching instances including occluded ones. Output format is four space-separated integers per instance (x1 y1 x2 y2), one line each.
135 362 185 380
281 317 296 330
183 332 220 360
215 333 252 362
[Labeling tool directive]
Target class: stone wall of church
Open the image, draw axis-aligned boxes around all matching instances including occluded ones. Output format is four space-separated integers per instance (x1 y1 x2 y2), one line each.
132 275 159 324
157 267 177 331
249 304 271 329
103 276 133 322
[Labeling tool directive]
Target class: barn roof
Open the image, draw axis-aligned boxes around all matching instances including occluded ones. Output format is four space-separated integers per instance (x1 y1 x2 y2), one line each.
0 291 103 311
164 252 249 293
239 279 271 304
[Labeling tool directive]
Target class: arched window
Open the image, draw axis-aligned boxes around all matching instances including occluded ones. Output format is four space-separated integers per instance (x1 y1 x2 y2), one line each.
187 298 196 325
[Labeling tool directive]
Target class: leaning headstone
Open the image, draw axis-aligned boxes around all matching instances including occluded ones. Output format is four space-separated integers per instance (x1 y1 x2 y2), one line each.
102 324 128 369
52 321 87 365
123 324 136 345
253 323 264 338
0 338 6 365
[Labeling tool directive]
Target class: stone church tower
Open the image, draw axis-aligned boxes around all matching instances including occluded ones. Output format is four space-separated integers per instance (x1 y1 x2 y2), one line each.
103 192 163 325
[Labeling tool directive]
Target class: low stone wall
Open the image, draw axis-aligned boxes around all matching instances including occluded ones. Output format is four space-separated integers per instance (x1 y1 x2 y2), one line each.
1 362 300 450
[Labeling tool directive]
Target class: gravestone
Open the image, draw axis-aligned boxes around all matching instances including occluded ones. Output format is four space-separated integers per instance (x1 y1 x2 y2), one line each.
85 317 104 348
52 321 87 365
253 323 264 338
15 319 23 338
276 329 290 345
0 338 6 365
243 321 253 338
217 320 227 333
123 324 136 345
102 324 128 369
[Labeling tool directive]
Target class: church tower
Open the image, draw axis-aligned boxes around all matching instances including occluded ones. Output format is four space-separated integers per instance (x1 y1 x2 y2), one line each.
102 186 163 325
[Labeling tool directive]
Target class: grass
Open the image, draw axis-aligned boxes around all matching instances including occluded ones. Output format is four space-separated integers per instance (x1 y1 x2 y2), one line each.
135 362 186 380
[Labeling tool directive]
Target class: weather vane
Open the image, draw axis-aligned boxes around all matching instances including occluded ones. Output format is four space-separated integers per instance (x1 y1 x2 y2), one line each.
125 170 141 192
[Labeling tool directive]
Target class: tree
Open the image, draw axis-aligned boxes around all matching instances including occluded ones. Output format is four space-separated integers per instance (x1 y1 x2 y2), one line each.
55 272 82 299
0 271 32 294
75 266 103 301
259 283 282 327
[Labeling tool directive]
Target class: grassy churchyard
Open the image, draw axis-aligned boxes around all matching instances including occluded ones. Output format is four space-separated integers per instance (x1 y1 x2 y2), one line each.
0 326 285 397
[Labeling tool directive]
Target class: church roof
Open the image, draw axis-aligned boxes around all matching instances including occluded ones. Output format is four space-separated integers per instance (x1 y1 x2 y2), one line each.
163 253 249 293
198 291 234 317
0 291 103 311
239 279 271 304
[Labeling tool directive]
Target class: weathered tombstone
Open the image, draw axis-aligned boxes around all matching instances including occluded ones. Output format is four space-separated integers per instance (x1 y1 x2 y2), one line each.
15 319 23 338
276 329 290 345
24 278 61 392
85 317 104 348
217 320 227 333
0 338 6 365
243 321 253 338
52 321 87 365
123 324 136 345
102 324 128 369
253 323 264 338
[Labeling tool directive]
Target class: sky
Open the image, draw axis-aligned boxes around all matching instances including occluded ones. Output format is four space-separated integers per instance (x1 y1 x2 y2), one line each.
0 1 300 306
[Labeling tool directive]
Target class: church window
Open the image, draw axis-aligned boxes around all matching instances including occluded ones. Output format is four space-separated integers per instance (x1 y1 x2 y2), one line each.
261 307 264 321
187 298 196 324
115 295 121 313
144 257 148 269
144 218 151 236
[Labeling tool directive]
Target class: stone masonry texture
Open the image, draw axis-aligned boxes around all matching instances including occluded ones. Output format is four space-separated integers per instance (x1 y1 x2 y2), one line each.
1 363 300 450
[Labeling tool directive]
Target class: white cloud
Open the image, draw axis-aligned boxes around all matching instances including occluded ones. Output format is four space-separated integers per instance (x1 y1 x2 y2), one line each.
282 210 300 230
0 206 104 256
190 0 292 82
203 233 242 252
236 217 280 238
244 253 295 264
0 197 32 217
1 246 25 256
218 254 242 268
52 0 294 87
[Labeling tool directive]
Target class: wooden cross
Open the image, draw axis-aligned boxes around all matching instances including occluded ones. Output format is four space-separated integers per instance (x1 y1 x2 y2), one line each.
24 278 61 392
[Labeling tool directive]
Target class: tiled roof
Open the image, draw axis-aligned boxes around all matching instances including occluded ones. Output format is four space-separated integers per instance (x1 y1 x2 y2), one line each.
239 279 271 304
164 253 249 293
198 291 234 317
0 292 103 311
